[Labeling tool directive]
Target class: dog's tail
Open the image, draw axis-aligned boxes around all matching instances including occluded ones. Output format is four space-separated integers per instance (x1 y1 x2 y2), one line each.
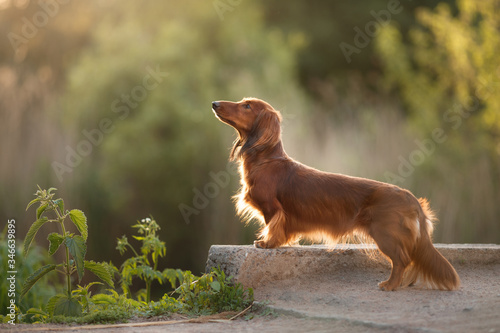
403 198 460 290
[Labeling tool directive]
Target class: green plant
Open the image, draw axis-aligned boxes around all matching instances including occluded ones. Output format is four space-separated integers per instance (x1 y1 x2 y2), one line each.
21 186 114 317
72 282 104 313
44 289 144 325
175 267 253 315
21 286 182 324
38 267 254 324
0 225 61 316
15 188 254 324
116 217 183 303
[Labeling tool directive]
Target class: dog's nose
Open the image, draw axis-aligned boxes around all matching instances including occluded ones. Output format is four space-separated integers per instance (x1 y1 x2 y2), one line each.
212 101 220 109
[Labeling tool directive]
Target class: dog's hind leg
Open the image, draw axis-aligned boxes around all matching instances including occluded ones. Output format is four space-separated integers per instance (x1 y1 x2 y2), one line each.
376 249 408 291
368 215 415 291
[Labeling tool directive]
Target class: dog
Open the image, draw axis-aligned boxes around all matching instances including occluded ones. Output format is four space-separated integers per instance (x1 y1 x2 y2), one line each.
212 97 460 291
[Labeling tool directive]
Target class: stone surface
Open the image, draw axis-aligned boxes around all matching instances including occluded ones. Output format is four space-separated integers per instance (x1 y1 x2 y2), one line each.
204 243 500 333
206 244 500 288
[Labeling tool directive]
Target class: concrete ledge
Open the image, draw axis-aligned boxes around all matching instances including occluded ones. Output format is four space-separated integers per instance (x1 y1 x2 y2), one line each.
206 244 500 332
206 244 500 288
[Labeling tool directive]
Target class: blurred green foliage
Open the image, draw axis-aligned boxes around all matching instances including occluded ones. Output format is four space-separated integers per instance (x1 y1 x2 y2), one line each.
259 0 450 90
57 1 307 272
375 0 500 241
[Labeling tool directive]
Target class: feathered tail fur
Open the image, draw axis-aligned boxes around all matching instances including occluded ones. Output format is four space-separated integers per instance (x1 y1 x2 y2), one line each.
402 198 460 290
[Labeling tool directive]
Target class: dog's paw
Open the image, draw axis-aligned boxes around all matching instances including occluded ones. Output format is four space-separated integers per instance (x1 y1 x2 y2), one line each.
254 240 266 249
378 280 397 291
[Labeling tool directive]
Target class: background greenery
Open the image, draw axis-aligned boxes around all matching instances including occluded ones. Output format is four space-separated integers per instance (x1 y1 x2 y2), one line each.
1 0 499 304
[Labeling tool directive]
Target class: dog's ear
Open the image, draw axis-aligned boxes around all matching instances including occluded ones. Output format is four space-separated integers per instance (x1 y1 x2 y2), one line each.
240 110 282 157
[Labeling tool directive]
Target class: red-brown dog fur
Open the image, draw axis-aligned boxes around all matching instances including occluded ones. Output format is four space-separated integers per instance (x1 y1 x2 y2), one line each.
212 97 460 291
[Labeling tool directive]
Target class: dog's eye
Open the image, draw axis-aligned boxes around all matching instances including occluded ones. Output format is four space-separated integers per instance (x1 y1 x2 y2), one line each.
243 104 251 109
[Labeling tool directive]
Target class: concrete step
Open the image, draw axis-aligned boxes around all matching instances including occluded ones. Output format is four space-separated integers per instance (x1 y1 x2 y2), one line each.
205 244 500 288
205 244 500 332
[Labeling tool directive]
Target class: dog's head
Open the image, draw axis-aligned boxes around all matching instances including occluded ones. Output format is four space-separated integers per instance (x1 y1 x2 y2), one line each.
212 98 282 160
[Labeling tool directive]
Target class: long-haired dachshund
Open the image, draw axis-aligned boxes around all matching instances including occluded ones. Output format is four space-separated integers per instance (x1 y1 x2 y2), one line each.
212 97 460 291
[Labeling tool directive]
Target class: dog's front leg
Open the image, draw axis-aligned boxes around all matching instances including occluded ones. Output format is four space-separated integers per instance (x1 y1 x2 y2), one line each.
254 207 287 249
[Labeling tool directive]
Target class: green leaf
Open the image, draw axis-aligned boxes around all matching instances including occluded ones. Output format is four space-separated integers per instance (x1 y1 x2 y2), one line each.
153 270 164 284
46 294 65 316
20 264 57 300
26 197 41 211
23 217 49 257
26 308 48 316
53 198 64 213
65 235 86 282
84 281 104 291
134 265 164 284
210 280 221 292
47 187 57 194
53 295 82 317
136 265 153 279
36 203 48 219
91 293 117 305
24 307 49 323
69 209 88 241
47 233 65 256
163 268 184 289
116 235 129 255
84 260 114 287
72 282 103 297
